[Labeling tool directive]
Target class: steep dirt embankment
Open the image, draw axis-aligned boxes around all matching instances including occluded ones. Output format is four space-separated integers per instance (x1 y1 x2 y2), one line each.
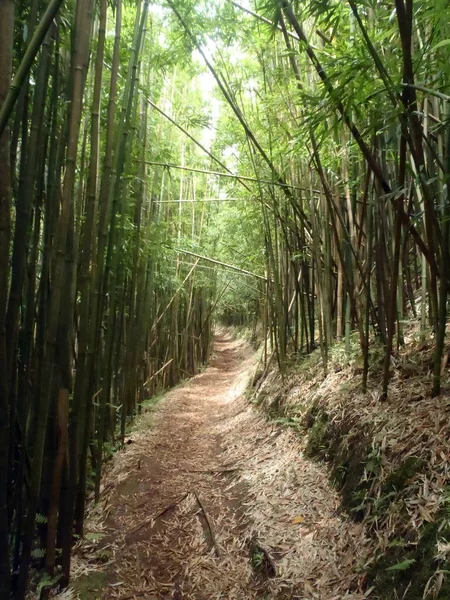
62 332 369 600
254 338 450 600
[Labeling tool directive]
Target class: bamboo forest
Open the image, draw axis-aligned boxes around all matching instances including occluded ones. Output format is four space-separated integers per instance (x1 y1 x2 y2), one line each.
2 0 450 598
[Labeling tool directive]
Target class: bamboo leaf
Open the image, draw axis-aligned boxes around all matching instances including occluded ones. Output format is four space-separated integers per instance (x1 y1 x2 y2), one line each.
292 516 305 524
431 39 450 51
386 559 416 572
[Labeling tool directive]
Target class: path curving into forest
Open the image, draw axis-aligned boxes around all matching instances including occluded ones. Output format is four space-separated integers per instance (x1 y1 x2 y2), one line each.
69 333 370 600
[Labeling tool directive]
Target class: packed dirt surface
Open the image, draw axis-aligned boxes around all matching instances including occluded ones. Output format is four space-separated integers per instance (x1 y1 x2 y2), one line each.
66 332 371 600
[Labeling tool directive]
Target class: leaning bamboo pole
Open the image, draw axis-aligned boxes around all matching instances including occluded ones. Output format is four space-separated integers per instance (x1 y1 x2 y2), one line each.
145 161 315 192
146 98 252 193
0 0 66 136
171 247 268 281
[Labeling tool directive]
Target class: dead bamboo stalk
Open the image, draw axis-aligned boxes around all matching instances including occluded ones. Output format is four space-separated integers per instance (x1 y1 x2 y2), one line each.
143 358 174 386
145 160 316 192
153 258 200 328
171 247 267 281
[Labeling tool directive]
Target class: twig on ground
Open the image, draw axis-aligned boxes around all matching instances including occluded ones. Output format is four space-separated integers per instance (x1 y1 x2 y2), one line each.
128 492 190 536
193 491 222 557
187 467 240 474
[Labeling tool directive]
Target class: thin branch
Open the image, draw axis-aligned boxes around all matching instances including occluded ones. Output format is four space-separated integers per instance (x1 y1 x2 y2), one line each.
194 491 221 557
129 492 190 534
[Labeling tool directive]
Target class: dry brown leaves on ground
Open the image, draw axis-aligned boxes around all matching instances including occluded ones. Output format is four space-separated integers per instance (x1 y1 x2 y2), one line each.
255 330 450 597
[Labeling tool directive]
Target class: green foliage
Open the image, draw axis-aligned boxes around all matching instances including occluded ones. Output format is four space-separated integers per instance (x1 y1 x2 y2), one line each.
31 547 46 559
72 572 110 600
271 416 302 430
304 406 330 457
386 559 416 572
35 513 48 525
368 520 450 599
252 547 265 569
37 573 59 593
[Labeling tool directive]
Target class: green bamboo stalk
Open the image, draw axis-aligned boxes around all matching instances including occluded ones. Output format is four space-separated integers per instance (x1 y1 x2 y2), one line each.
0 0 65 136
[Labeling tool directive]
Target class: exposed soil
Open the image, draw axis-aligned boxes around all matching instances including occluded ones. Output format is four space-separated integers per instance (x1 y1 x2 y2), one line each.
66 332 370 600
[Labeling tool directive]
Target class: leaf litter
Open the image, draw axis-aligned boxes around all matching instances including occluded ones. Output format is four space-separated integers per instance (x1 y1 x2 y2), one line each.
254 324 450 598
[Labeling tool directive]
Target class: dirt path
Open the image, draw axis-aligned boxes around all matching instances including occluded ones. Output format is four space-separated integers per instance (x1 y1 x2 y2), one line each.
69 333 371 600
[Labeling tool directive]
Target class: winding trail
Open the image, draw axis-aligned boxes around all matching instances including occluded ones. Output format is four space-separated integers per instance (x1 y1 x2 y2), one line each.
71 333 370 600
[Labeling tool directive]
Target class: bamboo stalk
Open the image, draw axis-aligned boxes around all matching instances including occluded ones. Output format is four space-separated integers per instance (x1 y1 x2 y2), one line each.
0 0 65 136
155 197 243 203
145 160 314 191
171 247 267 281
146 98 252 192
0 0 14 593
143 358 174 386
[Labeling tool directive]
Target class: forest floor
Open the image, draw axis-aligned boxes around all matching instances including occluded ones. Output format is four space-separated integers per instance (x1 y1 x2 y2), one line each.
64 332 370 600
